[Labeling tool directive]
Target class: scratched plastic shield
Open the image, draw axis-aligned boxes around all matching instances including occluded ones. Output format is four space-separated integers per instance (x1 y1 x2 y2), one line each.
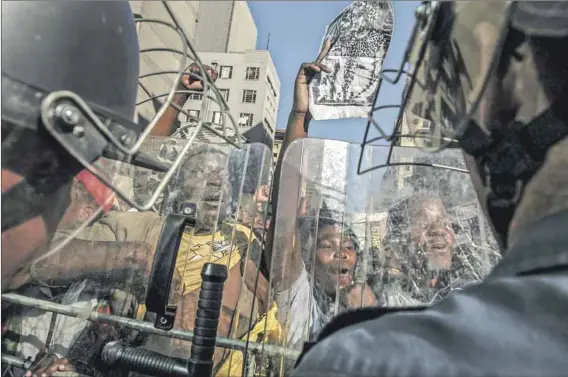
1 139 274 377
136 138 274 377
265 138 500 373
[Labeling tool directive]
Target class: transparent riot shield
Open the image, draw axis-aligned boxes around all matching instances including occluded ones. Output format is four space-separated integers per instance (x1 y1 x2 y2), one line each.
1 139 275 377
265 138 501 374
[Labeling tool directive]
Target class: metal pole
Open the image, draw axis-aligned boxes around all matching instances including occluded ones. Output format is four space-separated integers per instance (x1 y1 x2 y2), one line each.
1 354 29 370
1 294 299 360
1 355 89 377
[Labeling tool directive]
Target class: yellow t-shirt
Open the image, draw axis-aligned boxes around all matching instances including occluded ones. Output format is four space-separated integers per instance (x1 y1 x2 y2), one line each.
176 222 259 295
65 211 258 296
215 303 282 377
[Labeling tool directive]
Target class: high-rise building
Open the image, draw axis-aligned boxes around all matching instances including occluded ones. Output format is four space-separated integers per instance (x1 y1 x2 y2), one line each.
177 0 280 146
131 1 280 146
194 1 257 54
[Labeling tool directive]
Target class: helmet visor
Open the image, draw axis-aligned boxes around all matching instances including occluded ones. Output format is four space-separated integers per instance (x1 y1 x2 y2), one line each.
401 1 512 150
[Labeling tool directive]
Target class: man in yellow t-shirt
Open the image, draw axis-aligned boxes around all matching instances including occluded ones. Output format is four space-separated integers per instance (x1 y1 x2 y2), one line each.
140 145 273 374
22 145 272 375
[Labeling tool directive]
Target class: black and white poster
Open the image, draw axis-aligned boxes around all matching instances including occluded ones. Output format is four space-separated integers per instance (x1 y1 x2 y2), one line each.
309 1 395 120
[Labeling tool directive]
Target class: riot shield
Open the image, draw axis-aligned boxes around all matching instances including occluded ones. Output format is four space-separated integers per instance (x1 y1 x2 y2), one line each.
1 139 276 377
265 138 500 372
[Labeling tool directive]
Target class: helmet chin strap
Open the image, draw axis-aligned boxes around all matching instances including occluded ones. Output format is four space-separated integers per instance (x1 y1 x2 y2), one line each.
459 93 568 250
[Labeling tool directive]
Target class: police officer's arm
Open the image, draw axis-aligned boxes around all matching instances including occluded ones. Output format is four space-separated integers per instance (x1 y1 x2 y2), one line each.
292 268 568 377
265 41 331 290
11 240 154 290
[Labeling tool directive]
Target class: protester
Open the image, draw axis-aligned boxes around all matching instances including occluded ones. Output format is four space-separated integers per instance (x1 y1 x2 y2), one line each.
276 207 377 347
264 41 376 352
377 193 489 306
18 144 271 374
292 2 568 375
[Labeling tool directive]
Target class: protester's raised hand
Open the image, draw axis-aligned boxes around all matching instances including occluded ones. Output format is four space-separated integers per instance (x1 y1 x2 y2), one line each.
292 40 332 115
178 63 219 92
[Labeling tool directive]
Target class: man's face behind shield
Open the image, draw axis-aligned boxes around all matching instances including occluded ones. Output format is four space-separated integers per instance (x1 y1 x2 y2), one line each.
382 195 455 280
407 197 456 270
314 224 359 294
175 150 232 229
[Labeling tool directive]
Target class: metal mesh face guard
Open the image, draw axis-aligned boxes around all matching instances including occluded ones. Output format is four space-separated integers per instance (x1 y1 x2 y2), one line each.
358 1 518 174
268 138 500 369
13 2 246 214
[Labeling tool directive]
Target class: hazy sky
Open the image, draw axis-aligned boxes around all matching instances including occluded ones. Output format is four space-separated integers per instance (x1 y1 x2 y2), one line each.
248 1 420 144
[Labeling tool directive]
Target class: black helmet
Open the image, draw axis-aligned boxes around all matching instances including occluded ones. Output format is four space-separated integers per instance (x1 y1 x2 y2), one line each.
1 1 139 284
2 1 139 120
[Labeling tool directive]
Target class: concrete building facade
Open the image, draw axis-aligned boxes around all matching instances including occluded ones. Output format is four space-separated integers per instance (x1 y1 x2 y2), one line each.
194 1 257 53
131 1 280 145
180 50 280 143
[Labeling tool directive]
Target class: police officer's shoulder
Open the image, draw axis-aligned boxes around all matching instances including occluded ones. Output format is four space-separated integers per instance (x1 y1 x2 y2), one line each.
490 210 568 279
490 138 568 278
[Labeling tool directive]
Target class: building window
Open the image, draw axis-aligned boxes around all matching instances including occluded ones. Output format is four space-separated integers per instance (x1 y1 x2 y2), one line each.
219 66 233 79
241 89 257 104
267 76 278 98
238 113 254 127
187 93 203 101
187 109 200 121
267 96 276 112
264 117 273 132
416 118 433 131
218 89 230 101
212 111 223 124
245 67 260 80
